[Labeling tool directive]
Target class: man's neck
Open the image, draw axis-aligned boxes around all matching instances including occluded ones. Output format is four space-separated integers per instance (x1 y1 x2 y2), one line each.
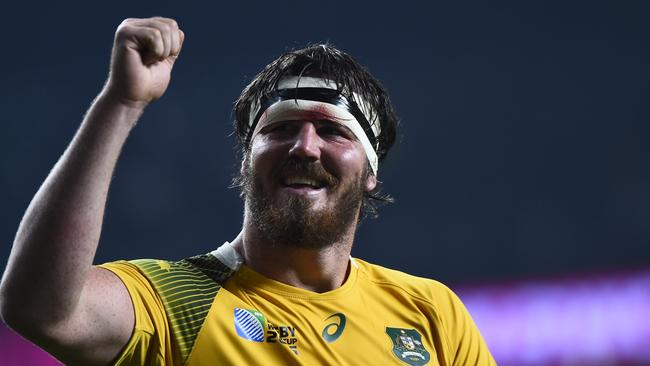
230 222 356 293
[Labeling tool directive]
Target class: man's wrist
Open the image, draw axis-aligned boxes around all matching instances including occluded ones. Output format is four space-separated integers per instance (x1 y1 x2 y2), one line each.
99 86 149 110
92 87 148 130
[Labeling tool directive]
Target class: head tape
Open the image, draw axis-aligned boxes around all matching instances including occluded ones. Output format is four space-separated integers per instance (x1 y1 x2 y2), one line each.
246 76 381 174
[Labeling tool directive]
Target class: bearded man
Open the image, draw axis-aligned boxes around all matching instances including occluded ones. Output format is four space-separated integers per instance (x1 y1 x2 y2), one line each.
0 17 496 366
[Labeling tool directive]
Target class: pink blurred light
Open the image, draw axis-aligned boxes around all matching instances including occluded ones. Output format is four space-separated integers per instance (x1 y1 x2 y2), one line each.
459 270 650 366
0 326 61 365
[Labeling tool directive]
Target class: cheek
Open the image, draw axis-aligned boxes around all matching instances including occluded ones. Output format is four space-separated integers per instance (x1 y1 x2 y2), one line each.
249 139 281 173
324 146 367 176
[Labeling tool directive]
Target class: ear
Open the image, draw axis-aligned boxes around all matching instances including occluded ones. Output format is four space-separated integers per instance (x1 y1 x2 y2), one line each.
364 173 377 192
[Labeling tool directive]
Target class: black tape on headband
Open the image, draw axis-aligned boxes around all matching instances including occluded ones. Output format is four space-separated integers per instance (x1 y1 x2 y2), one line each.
245 88 378 149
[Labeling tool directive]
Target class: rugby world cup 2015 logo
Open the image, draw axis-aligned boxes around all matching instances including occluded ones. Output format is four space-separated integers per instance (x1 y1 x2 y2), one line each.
234 308 266 342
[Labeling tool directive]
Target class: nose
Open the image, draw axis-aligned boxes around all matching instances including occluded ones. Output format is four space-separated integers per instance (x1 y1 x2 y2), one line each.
288 122 321 161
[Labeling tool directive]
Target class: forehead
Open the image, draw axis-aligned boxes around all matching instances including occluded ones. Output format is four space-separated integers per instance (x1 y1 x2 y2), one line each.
260 102 354 127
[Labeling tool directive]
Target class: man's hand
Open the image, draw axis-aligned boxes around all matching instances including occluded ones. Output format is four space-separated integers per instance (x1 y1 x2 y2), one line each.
105 17 184 107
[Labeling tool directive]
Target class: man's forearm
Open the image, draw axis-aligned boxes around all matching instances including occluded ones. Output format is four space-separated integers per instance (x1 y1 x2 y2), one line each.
0 91 143 329
0 18 182 366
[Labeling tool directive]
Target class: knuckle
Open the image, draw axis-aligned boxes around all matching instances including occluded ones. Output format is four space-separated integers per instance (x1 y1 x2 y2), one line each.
119 18 136 27
160 23 172 34
153 16 177 27
153 17 169 27
165 18 178 29
115 24 133 38
149 28 163 41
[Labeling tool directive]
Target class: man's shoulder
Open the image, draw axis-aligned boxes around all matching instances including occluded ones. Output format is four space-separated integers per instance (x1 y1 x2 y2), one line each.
102 252 235 285
100 253 236 365
352 258 458 304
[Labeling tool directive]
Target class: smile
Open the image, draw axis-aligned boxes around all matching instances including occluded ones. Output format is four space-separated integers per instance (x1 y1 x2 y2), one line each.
280 175 328 196
282 175 325 189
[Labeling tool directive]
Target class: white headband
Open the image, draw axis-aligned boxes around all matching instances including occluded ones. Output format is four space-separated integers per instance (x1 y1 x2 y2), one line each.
248 76 381 174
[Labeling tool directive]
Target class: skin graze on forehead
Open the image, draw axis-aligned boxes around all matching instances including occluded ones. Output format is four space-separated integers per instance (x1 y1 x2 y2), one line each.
306 103 340 122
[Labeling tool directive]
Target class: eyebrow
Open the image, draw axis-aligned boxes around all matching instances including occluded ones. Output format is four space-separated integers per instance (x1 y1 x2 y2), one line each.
314 120 357 138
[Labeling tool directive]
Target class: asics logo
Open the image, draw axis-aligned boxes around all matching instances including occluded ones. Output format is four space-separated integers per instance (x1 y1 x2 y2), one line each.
322 313 346 343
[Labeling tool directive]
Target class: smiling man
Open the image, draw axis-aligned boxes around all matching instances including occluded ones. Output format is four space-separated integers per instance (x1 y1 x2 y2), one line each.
0 17 496 366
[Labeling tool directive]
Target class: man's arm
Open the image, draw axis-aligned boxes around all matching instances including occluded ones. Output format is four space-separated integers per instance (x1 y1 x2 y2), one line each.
0 17 184 366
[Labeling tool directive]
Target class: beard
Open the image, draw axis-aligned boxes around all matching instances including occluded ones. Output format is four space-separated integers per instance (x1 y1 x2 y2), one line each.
241 157 366 249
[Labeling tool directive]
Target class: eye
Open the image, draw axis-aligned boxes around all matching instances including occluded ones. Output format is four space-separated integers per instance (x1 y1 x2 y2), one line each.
318 126 343 136
318 123 355 141
270 124 288 132
263 121 293 135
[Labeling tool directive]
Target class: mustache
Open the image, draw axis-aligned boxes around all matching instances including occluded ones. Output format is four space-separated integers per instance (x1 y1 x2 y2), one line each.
277 158 339 187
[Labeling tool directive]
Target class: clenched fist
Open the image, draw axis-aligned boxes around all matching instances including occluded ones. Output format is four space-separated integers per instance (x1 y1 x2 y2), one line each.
105 17 184 107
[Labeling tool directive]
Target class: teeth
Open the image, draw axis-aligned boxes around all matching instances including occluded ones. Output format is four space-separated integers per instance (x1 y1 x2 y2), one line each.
285 176 322 188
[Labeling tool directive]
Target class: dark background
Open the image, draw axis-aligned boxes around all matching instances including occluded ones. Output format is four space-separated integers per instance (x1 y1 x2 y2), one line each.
2 1 649 285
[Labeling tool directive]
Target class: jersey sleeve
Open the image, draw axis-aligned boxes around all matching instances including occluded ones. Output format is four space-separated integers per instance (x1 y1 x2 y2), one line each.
98 261 171 366
435 283 497 366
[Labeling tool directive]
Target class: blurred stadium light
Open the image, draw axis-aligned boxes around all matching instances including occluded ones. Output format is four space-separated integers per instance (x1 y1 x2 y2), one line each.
0 325 60 365
459 269 650 366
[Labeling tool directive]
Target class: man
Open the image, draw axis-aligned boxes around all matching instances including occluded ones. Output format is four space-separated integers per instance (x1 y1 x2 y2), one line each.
0 17 495 365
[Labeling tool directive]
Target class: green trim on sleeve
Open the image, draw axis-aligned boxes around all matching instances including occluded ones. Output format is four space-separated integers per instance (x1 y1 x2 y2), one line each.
130 254 234 365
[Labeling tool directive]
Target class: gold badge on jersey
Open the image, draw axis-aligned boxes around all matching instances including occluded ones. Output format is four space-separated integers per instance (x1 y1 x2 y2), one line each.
385 327 430 365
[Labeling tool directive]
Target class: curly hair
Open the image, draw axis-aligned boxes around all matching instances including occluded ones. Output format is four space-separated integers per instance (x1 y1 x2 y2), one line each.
232 43 399 220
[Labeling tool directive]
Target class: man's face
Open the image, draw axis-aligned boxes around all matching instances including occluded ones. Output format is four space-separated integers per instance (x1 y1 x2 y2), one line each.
241 115 377 249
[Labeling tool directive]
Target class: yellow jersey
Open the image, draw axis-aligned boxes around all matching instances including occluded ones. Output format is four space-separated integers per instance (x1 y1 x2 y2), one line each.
99 242 495 366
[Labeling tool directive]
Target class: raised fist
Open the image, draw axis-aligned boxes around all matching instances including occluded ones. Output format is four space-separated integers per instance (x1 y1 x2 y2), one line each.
105 17 184 107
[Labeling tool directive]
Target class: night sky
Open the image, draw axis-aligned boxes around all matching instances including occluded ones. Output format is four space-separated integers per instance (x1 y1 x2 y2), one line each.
2 1 649 285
